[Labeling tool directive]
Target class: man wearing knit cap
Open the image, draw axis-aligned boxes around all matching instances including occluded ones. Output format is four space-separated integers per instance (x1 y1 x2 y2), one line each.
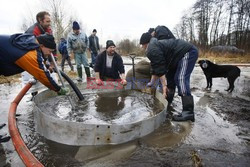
140 32 198 122
67 21 90 82
0 33 69 95
146 25 176 110
94 40 127 86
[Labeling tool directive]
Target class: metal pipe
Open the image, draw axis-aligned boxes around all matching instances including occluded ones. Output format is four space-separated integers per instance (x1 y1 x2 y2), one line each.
50 53 75 110
129 55 136 89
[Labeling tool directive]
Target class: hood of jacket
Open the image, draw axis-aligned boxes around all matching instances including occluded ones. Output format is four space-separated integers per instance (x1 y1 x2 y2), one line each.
11 33 40 51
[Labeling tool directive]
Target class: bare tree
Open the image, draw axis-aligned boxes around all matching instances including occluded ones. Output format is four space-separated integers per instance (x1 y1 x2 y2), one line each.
40 0 75 43
226 0 234 45
118 39 137 55
171 0 250 52
209 0 225 45
193 0 213 50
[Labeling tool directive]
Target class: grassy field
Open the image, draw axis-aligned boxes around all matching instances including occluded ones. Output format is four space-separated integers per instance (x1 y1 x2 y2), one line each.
198 52 250 64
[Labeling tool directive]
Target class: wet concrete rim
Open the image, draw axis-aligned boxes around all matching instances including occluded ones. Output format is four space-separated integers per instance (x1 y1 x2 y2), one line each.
33 85 168 146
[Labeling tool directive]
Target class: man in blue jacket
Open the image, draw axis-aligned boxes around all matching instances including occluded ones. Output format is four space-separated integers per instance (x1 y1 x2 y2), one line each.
58 38 74 72
140 32 198 122
67 21 90 82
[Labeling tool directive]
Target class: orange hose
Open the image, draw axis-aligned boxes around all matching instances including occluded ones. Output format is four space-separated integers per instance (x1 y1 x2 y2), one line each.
8 82 44 167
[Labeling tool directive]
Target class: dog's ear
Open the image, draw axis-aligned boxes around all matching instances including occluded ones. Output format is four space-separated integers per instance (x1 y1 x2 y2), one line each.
206 60 212 64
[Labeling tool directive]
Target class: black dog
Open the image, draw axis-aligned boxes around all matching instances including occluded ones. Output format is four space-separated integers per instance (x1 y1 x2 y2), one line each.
198 60 241 92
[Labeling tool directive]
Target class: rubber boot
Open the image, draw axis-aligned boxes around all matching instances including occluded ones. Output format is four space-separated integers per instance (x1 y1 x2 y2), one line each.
166 88 175 111
0 123 6 129
77 67 83 82
172 96 195 122
165 88 175 119
0 136 11 143
84 67 91 78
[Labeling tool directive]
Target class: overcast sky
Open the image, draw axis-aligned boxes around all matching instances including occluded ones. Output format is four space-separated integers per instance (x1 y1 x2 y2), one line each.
0 0 197 45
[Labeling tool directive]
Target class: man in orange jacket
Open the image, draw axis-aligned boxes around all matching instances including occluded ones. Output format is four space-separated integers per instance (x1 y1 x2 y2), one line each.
0 33 69 143
0 33 68 95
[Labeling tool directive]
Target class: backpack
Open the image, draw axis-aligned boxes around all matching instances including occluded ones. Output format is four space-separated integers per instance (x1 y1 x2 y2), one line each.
58 41 68 55
155 26 176 40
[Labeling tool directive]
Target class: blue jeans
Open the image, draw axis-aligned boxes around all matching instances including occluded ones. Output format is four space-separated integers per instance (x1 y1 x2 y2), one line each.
75 52 89 68
91 52 98 65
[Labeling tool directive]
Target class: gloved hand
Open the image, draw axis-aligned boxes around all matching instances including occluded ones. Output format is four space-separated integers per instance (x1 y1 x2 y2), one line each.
57 87 70 95
146 81 153 87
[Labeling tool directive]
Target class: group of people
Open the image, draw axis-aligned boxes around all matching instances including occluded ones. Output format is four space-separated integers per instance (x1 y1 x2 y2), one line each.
0 11 199 143
59 20 126 84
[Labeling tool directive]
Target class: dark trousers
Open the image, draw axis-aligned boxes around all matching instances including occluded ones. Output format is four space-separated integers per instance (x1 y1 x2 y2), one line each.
61 54 73 71
167 46 198 96
91 52 98 65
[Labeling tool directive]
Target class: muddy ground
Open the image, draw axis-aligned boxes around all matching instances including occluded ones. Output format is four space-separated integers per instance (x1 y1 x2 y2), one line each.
0 63 250 167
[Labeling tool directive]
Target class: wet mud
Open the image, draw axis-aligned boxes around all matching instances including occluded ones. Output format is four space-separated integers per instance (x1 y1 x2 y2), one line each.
0 66 250 167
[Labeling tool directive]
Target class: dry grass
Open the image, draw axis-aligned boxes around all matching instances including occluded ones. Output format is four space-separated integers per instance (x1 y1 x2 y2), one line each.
0 74 21 84
198 52 250 64
0 70 78 85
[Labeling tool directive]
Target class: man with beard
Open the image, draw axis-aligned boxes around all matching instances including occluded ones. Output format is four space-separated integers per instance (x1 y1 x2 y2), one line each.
94 40 127 86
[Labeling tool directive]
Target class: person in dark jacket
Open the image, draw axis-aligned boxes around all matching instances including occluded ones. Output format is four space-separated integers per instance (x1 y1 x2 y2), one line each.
94 40 127 86
140 32 198 122
88 29 100 67
0 33 69 95
147 25 176 110
148 25 176 40
58 38 74 72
